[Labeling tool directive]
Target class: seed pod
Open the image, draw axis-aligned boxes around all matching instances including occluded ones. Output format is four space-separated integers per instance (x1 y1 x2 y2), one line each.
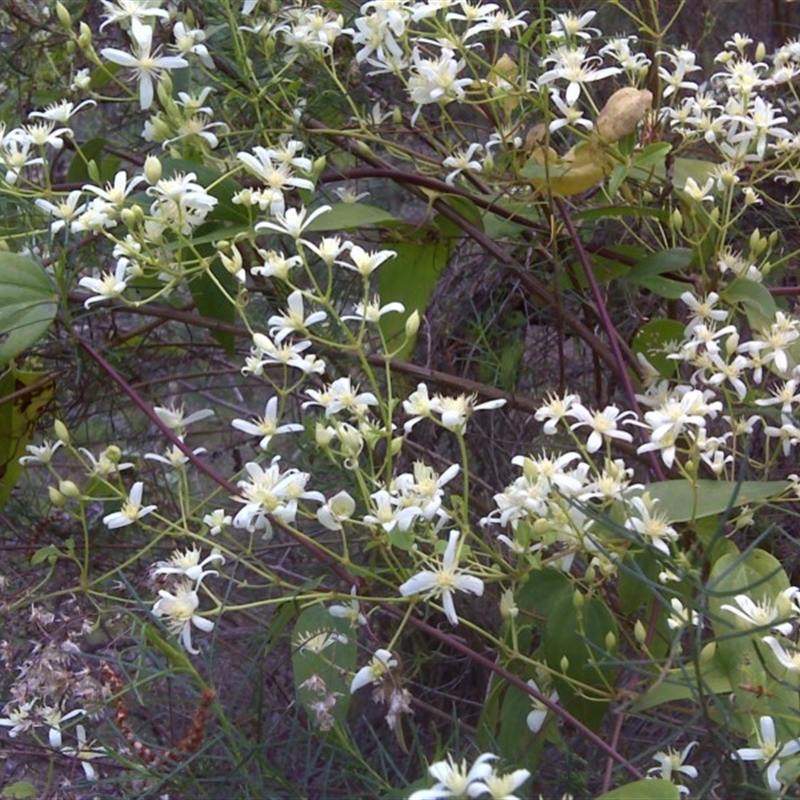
595 87 653 143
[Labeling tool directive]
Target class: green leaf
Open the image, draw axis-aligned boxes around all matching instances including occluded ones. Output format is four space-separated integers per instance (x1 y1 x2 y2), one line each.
626 248 694 281
573 205 670 224
378 219 455 358
631 319 685 379
633 142 673 170
0 367 54 512
645 480 789 523
707 549 797 736
292 604 356 730
596 779 680 800
187 254 237 355
304 202 400 231
30 544 60 566
630 657 732 713
0 253 57 366
723 278 778 331
2 781 39 799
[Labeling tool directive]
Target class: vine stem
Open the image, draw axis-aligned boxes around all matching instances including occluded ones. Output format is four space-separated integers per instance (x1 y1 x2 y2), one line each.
76 338 355 586
554 197 666 482
382 603 644 781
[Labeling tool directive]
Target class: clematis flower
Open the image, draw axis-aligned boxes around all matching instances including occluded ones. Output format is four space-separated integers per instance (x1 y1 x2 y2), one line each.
78 258 130 307
399 530 484 626
102 481 157 529
409 752 496 800
232 396 304 450
152 580 215 654
720 594 793 636
152 545 224 585
350 648 397 694
648 741 698 795
733 715 800 793
101 19 188 110
267 290 328 343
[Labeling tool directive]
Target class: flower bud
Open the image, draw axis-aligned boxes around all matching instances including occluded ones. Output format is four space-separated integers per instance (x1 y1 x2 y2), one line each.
315 422 335 447
144 155 162 184
59 480 81 499
120 206 144 228
605 631 616 651
634 619 647 644
78 21 92 48
405 310 420 338
49 486 66 506
104 445 122 463
56 2 72 27
756 42 766 62
54 419 70 444
559 655 570 673
595 88 653 143
500 588 519 619
671 209 683 231
573 590 584 610
700 641 716 662
390 436 404 456
725 331 739 355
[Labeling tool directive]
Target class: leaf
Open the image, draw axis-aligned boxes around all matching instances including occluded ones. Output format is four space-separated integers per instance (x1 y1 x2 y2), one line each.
626 248 694 281
378 219 455 358
723 278 778 331
645 480 788 523
573 205 670 224
292 604 356 730
631 319 685 379
304 202 400 231
187 248 237 355
596 779 680 800
0 252 57 366
0 367 55 512
630 657 732 713
30 544 60 566
1 781 39 799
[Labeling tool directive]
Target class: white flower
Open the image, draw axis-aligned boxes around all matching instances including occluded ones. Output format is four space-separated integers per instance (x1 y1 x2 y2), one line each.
733 715 800 793
430 393 506 433
350 648 397 694
152 545 224 584
720 594 793 635
152 581 215 655
19 439 64 466
568 403 636 453
101 19 188 110
409 753 497 800
407 47 472 124
762 636 800 672
442 142 484 185
267 290 328 343
337 244 396 277
39 706 85 750
232 397 304 450
538 45 622 105
525 677 558 734
329 585 366 627
467 766 531 799
203 508 231 536
648 741 698 795
399 530 484 626
667 598 699 630
255 204 331 239
78 259 130 307
317 490 356 531
102 481 157 529
61 724 107 780
154 403 214 437
683 177 715 203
